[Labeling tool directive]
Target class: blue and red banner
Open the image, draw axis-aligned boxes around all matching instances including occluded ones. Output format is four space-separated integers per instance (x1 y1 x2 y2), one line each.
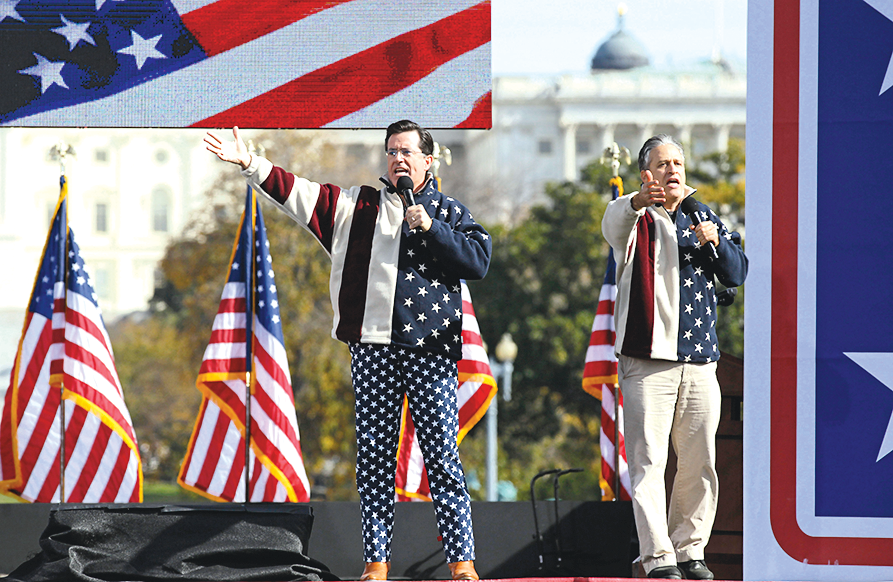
746 0 893 578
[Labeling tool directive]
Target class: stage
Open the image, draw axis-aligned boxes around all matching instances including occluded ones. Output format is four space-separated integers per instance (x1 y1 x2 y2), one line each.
0 500 747 581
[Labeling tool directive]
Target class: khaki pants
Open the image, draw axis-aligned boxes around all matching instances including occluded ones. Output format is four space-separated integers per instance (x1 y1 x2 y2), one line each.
618 356 721 574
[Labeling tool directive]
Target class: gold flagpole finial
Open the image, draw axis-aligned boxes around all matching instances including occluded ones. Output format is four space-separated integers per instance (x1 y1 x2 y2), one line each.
49 142 76 175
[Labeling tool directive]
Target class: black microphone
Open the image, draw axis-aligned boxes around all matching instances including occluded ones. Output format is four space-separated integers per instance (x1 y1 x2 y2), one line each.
679 196 719 259
396 176 415 210
716 287 738 306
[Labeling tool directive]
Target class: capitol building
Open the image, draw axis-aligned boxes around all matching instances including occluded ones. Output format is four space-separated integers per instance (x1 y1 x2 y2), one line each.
0 10 744 381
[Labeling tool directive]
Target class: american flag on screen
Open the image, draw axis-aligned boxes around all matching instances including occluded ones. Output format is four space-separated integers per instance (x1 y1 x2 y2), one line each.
395 280 495 501
582 176 630 502
0 179 143 503
0 0 492 128
178 189 310 502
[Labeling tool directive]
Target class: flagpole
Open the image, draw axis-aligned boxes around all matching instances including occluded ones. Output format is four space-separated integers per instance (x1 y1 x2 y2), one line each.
244 187 255 503
600 141 629 502
49 141 75 503
242 140 265 503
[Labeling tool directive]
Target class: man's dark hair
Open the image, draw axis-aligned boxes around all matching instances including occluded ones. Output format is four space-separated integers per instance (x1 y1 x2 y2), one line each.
637 134 685 173
385 120 434 156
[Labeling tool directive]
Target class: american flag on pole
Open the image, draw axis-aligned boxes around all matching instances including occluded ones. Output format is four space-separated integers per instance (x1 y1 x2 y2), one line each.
1 0 492 128
395 280 495 501
582 176 631 502
0 178 143 503
178 189 310 502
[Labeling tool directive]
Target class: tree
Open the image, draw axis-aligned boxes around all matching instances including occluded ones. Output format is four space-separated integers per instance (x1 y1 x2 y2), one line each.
113 130 386 499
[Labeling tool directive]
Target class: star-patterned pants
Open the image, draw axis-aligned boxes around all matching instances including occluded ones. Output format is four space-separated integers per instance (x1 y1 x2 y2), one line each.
349 343 475 564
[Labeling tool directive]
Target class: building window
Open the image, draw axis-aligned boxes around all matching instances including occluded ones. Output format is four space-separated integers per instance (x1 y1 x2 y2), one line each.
152 187 170 233
537 139 553 155
95 202 108 233
576 140 591 155
95 149 108 163
93 266 110 300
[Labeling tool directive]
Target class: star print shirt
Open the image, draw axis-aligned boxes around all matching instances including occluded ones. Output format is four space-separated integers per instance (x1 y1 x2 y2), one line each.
602 189 748 363
241 155 491 360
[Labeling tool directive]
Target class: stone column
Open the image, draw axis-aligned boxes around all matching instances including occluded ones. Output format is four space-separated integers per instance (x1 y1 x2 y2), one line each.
561 123 578 181
636 124 655 150
598 123 617 152
712 124 731 153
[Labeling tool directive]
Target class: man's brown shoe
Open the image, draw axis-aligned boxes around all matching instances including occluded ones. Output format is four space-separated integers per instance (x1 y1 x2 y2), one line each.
360 561 390 580
448 561 479 580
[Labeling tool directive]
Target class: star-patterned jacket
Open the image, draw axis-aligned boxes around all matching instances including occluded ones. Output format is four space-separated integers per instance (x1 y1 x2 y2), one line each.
602 189 748 363
241 155 491 360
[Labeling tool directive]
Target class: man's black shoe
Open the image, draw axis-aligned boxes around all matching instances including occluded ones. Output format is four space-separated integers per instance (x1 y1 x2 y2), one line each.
678 560 714 580
647 565 683 579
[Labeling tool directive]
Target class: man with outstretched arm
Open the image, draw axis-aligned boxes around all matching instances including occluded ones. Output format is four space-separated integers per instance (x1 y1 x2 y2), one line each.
601 134 748 580
205 120 490 581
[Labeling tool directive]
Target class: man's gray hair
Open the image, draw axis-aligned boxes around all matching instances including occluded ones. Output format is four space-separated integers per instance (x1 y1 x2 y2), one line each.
637 134 685 173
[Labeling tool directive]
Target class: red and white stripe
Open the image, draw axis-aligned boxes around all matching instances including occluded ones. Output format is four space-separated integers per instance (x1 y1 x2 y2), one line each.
12 0 491 128
395 281 496 501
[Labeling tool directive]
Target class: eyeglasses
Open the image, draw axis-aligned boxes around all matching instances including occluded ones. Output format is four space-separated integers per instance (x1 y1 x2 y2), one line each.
386 149 425 158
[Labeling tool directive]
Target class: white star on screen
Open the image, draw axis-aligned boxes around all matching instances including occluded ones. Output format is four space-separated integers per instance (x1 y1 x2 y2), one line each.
0 0 24 22
844 352 893 461
53 15 96 50
20 53 68 93
118 30 165 69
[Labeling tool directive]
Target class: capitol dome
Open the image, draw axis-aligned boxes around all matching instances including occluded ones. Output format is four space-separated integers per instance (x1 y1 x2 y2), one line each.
590 6 650 70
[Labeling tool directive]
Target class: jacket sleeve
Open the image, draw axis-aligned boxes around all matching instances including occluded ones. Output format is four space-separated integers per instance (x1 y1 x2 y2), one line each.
241 155 344 253
422 199 492 280
602 193 645 262
710 211 748 287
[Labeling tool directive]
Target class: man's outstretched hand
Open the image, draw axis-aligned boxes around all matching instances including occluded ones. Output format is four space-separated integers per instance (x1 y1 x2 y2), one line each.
204 126 251 169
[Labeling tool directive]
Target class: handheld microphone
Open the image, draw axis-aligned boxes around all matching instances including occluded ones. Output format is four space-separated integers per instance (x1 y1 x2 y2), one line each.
716 287 738 306
679 196 719 259
396 176 415 210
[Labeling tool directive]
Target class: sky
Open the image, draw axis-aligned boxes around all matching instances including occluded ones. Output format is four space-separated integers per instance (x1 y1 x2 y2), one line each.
491 0 748 75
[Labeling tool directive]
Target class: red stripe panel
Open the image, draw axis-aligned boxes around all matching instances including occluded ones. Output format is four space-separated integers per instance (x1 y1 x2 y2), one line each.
209 327 247 344
259 166 296 206
306 184 340 253
457 384 490 426
199 358 248 376
335 186 380 342
195 2 490 128
621 213 656 358
454 91 492 129
596 297 615 316
180 0 354 58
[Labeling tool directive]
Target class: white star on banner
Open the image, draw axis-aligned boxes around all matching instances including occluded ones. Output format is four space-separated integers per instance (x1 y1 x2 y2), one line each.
864 0 893 94
844 352 893 461
20 53 68 93
118 30 165 69
53 15 96 50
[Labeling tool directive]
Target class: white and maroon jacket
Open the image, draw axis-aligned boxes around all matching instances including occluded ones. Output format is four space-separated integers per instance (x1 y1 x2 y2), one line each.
602 189 747 363
242 155 491 360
